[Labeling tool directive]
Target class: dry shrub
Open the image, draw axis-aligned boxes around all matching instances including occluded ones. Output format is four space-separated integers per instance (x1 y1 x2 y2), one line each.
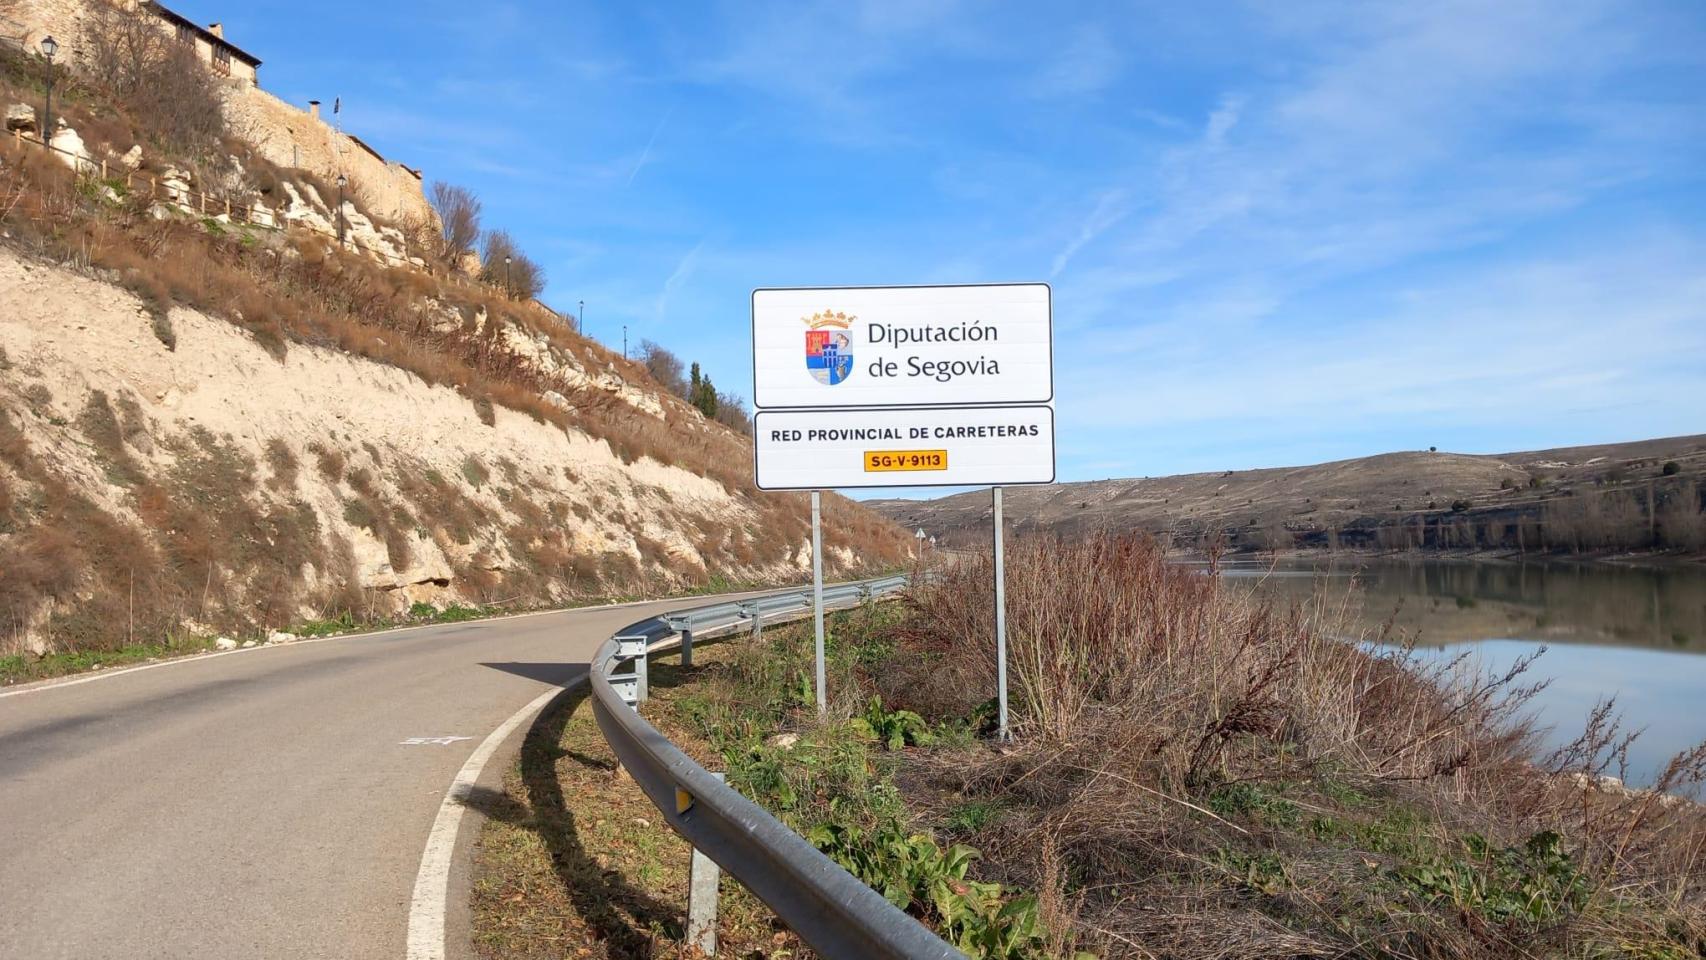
265 438 298 491
890 533 1706 959
428 181 481 265
81 4 225 153
311 444 344 482
634 533 674 568
0 465 176 656
0 407 30 469
394 459 489 550
904 534 1531 776
77 390 147 486
121 428 323 632
0 465 15 526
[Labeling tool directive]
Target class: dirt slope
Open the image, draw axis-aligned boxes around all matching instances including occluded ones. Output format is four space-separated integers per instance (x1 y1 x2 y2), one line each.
0 243 907 657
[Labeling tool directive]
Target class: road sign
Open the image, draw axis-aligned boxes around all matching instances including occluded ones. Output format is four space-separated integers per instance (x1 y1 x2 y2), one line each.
753 405 1055 490
751 283 1052 410
751 282 1054 732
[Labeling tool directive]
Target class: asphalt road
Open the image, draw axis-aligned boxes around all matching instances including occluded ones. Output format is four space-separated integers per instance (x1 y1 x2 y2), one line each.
0 594 739 959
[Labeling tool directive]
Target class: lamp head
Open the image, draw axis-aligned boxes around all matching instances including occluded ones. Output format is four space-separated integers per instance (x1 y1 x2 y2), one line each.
40 35 58 59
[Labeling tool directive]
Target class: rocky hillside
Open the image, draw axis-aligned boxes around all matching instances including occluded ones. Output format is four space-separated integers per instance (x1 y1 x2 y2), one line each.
0 66 907 664
872 437 1706 556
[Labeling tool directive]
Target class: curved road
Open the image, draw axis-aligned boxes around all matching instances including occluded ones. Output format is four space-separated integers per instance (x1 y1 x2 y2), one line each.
0 593 740 959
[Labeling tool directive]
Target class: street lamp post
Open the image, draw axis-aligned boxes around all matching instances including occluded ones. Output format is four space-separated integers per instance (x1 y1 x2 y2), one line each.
335 173 347 246
39 36 57 145
504 255 513 298
577 299 584 335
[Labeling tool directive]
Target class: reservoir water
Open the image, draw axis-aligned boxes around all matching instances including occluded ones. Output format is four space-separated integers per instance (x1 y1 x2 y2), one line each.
1227 558 1706 786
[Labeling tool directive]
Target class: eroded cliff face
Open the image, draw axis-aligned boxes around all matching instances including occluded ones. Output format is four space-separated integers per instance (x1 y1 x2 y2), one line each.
0 249 905 656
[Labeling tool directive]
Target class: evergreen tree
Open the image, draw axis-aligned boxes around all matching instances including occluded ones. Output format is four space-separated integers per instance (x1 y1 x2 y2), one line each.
687 363 719 418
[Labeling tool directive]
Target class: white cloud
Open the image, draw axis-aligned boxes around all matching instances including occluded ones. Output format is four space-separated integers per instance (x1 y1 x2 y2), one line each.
1031 27 1122 97
1069 0 1702 339
1050 189 1131 279
1058 233 1706 440
654 241 706 321
626 106 675 188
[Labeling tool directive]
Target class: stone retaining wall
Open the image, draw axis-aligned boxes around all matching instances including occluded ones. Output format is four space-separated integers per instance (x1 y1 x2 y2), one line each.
223 84 432 226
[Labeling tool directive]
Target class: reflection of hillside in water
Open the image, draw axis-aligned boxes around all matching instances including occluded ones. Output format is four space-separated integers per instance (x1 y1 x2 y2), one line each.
1241 560 1706 653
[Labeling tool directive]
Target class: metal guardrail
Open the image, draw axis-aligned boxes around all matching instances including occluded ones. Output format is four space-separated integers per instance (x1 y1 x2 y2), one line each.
588 574 966 960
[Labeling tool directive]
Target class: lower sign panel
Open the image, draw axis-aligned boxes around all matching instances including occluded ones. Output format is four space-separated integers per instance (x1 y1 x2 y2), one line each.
754 406 1054 490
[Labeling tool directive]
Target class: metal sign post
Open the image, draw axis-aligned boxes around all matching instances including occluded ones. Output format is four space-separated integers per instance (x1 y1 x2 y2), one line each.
993 487 1009 740
811 491 827 715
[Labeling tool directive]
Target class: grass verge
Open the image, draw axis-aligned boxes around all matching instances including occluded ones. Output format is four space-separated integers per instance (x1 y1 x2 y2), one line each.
0 599 499 687
0 634 220 685
471 600 1083 959
468 675 796 958
0 572 839 687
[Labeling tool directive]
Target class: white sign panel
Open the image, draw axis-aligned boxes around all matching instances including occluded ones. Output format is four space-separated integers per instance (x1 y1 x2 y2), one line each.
751 283 1052 410
753 406 1055 491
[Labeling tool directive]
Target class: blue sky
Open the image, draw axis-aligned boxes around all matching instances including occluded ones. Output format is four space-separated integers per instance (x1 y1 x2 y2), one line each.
188 1 1704 497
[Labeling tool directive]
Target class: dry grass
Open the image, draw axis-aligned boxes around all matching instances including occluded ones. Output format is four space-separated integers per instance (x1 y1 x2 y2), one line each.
881 534 1706 958
469 681 796 959
0 120 911 567
0 53 912 663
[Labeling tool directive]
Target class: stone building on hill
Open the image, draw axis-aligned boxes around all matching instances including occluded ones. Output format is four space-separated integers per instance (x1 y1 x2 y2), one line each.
1 0 433 225
141 3 259 86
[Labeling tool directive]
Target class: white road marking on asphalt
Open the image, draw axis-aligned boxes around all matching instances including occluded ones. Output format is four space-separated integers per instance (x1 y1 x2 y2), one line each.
400 736 476 746
404 681 577 960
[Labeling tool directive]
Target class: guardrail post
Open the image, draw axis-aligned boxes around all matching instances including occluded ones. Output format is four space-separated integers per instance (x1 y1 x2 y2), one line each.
635 647 649 703
680 626 694 669
750 606 762 640
686 772 724 954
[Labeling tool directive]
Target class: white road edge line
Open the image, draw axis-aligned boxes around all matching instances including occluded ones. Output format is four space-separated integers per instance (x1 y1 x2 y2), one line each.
405 679 581 960
0 595 674 702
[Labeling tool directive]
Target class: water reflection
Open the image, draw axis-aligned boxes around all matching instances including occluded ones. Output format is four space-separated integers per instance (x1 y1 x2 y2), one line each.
1225 558 1706 785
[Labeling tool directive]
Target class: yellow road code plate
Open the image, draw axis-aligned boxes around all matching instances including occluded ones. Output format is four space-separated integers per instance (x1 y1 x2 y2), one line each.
863 450 948 472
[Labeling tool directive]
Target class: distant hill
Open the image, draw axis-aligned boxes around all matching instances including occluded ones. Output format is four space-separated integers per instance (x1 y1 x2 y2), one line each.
870 436 1706 556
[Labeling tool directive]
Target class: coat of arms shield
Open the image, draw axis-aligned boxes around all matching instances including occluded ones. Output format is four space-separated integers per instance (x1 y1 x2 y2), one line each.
804 313 854 386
